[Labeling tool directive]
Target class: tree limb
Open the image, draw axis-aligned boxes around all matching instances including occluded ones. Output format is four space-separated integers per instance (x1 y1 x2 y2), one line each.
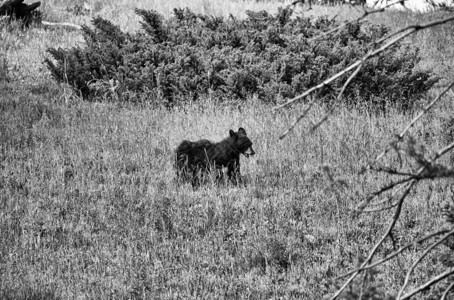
274 15 454 139
400 268 454 300
397 229 454 299
330 180 414 299
336 229 450 279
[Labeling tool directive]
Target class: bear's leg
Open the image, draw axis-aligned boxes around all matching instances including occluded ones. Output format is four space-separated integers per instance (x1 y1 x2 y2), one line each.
191 168 202 188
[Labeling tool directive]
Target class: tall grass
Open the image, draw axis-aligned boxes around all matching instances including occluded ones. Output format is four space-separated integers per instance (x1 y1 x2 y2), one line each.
1 1 454 298
2 82 452 298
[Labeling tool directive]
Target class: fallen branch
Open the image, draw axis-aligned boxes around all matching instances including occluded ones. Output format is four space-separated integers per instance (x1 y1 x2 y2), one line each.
42 21 82 30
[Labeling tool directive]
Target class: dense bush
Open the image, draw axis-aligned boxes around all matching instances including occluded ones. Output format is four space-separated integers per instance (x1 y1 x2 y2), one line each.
46 7 438 109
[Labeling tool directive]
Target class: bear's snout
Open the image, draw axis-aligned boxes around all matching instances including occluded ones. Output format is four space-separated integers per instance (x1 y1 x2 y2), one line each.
243 146 255 158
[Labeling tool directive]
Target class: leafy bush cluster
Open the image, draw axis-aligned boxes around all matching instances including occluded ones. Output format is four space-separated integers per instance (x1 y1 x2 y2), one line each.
46 8 438 109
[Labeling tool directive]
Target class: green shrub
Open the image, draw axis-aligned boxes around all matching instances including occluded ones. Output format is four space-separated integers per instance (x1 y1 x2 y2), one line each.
45 7 438 110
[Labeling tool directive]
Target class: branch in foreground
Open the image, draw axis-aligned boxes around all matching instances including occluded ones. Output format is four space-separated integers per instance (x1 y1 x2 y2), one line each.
275 15 454 139
309 0 409 42
309 63 363 133
372 75 454 164
329 181 414 300
441 281 454 300
400 268 454 300
357 139 454 212
336 228 450 279
355 176 413 212
397 228 454 298
336 140 454 297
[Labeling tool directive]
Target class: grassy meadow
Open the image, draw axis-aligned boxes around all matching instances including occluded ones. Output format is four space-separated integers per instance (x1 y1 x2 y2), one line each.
1 0 454 299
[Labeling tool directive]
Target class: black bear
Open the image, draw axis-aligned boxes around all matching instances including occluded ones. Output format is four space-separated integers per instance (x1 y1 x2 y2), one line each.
175 128 255 186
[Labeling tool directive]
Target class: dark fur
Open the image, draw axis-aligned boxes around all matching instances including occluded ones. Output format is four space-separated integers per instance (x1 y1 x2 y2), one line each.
175 128 255 186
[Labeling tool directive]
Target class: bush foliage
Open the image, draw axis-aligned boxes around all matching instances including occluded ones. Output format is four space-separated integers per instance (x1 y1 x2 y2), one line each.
46 7 438 109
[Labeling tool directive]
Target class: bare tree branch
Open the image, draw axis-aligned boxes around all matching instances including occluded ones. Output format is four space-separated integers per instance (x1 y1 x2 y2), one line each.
275 15 454 139
374 80 454 163
309 0 408 42
430 140 454 164
336 228 450 279
357 140 454 212
400 268 454 300
369 165 418 177
277 3 454 298
273 57 360 111
356 177 413 211
330 180 414 300
334 139 454 297
309 63 363 133
279 100 315 140
441 280 454 300
397 229 454 299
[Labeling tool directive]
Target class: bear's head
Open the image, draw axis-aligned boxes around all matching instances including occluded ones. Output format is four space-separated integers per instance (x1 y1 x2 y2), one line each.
229 127 255 158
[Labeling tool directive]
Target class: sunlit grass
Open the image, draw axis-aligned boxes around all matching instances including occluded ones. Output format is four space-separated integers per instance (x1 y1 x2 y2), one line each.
2 80 452 297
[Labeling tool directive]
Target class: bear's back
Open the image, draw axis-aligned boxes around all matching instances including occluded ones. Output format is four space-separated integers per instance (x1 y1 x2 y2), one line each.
202 137 238 165
191 139 212 149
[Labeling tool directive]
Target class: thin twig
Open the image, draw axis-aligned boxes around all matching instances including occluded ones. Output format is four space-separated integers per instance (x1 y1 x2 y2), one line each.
355 177 413 212
275 15 454 139
309 0 408 42
275 64 355 110
330 181 415 300
276 16 454 111
431 140 454 163
309 62 363 133
397 228 454 299
370 166 417 177
360 202 401 213
374 80 454 163
357 140 454 212
336 229 449 279
339 140 454 298
441 281 454 300
400 268 454 300
274 58 360 112
375 13 454 45
278 63 363 139
279 100 315 140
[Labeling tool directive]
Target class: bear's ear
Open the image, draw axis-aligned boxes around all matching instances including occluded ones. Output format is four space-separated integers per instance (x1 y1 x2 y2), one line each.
229 129 238 138
238 127 247 135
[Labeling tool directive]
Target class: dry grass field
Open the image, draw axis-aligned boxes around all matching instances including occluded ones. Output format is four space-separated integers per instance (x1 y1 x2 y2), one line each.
1 0 454 299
